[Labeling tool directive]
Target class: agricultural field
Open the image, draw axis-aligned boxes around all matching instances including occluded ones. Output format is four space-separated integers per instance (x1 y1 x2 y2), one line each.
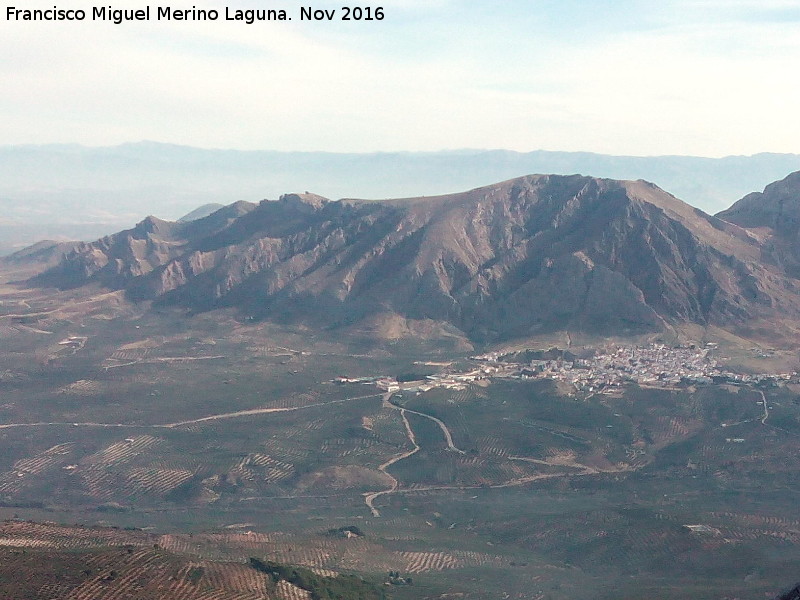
0 521 391 600
2 265 800 598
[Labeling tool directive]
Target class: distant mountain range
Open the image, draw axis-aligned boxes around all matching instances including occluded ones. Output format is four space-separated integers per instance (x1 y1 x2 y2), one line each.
2 142 800 254
23 171 800 343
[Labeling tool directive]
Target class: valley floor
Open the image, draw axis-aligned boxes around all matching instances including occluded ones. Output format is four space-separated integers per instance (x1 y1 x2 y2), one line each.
1 274 799 599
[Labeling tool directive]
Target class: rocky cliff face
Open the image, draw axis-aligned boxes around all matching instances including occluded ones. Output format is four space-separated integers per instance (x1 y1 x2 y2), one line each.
32 175 800 341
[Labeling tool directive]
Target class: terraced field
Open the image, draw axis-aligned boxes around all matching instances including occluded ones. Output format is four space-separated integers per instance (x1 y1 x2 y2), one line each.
0 521 398 600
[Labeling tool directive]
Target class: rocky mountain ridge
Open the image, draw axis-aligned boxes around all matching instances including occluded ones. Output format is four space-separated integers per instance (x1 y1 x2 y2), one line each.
30 174 800 342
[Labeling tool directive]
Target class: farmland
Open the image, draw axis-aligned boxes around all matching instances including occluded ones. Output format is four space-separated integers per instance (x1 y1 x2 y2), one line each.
2 265 800 598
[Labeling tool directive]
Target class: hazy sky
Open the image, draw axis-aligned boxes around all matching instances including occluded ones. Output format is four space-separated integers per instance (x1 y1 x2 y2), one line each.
3 0 800 156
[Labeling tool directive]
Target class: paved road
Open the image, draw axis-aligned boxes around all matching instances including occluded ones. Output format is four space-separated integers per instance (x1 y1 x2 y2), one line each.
163 393 381 428
0 393 382 430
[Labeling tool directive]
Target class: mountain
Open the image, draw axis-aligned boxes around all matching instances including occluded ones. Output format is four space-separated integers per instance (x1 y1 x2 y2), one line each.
3 142 800 254
717 170 800 277
178 203 226 222
1 239 82 269
717 170 800 234
32 174 800 342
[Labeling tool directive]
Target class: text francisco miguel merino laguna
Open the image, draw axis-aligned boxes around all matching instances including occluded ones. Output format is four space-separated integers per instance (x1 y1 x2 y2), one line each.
6 5 386 23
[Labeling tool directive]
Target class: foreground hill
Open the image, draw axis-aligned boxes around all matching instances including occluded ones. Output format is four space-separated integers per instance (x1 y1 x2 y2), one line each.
31 174 800 342
0 521 386 600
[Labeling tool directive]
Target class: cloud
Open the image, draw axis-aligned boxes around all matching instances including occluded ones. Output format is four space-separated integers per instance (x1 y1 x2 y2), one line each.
1 0 799 156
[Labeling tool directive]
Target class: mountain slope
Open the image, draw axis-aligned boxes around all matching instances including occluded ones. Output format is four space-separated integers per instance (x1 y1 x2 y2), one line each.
717 170 800 277
32 175 800 341
1 239 82 267
718 171 800 234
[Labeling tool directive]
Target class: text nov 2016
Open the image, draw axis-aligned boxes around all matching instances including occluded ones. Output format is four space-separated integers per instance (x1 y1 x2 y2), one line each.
6 6 386 23
300 7 385 20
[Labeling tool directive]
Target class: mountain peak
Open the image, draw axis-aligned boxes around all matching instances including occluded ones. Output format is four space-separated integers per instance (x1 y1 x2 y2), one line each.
29 174 800 343
278 192 329 212
135 215 172 234
178 203 226 222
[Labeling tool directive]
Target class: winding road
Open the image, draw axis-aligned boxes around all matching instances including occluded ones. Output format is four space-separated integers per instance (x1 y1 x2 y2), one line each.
363 396 421 517
363 391 469 517
758 390 770 424
387 399 466 454
1 374 657 520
